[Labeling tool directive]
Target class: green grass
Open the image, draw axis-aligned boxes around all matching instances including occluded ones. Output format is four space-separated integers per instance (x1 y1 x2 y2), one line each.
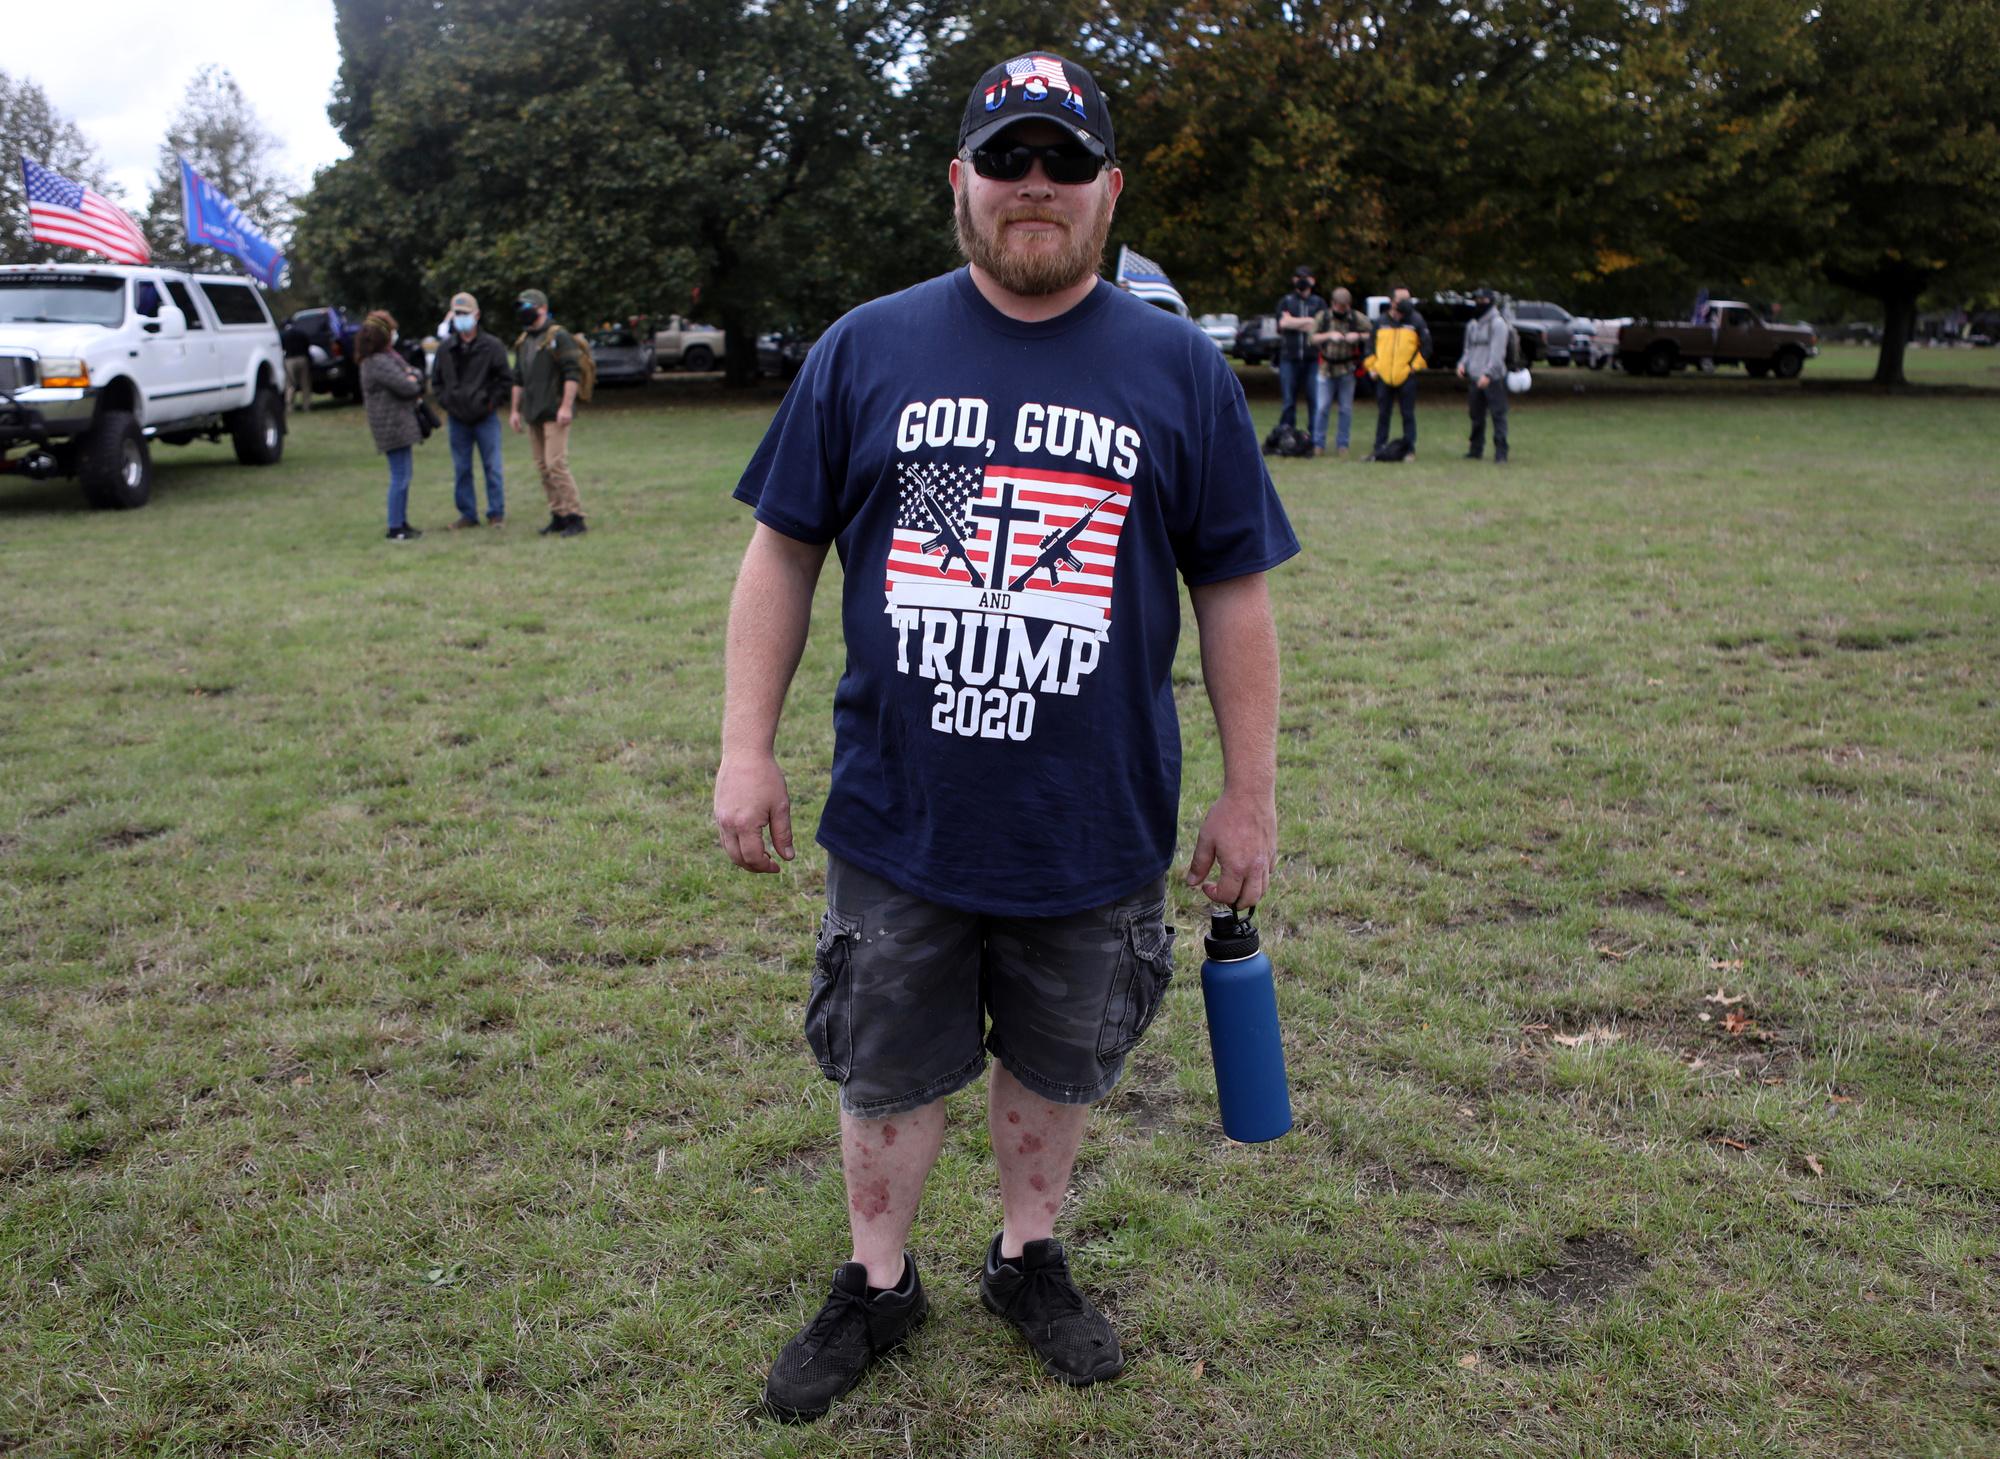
3 352 1996 1457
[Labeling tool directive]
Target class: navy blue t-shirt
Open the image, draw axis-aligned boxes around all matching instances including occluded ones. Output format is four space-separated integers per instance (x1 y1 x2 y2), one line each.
734 269 1298 915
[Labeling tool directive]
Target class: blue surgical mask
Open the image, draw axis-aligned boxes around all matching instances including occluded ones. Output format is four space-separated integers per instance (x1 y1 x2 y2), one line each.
452 314 476 334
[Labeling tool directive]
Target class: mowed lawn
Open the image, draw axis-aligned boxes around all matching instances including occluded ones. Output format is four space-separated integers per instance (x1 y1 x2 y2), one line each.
2 346 1996 1457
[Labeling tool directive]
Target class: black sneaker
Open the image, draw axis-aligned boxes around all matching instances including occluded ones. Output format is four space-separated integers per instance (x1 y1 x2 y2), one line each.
536 514 566 536
386 524 422 542
763 1256 926 1423
1464 450 1483 460
558 515 588 537
979 1235 1124 1386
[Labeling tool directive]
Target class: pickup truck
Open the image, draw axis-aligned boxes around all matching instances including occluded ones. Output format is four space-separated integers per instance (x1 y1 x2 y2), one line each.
651 314 726 371
0 263 286 508
1616 303 1819 379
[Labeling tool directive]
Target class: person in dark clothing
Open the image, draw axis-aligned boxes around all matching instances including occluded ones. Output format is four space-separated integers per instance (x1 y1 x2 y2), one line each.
280 322 311 415
509 288 588 537
433 291 511 527
357 310 427 542
1274 266 1326 436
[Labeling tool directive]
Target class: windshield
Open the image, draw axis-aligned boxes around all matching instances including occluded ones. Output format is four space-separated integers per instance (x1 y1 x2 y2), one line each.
590 330 637 347
0 274 126 326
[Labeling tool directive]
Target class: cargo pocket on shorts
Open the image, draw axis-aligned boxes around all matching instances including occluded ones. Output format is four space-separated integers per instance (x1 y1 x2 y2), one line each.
1096 903 1176 1060
804 909 858 1081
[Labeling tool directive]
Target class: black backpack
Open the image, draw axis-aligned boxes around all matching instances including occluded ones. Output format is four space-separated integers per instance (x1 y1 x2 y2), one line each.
1505 323 1525 371
1370 438 1413 463
1262 423 1313 459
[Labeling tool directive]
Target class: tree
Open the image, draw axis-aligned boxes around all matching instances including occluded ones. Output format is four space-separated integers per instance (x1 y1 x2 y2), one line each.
142 66 295 272
0 68 119 264
1793 0 2000 384
297 0 951 383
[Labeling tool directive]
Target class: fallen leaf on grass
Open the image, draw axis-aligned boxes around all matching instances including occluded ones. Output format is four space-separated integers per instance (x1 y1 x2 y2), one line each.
1519 1022 1552 1034
1592 942 1642 962
1553 1027 1623 1048
1805 1155 1825 1177
1191 1358 1206 1380
1709 959 1744 972
624 1125 639 1143
1456 1353 1480 1369
1830 1094 1854 1105
290 1073 313 1089
1703 987 1747 1006
1720 1010 1757 1036
1759 1076 1786 1086
1698 1012 1713 1022
1713 1137 1748 1151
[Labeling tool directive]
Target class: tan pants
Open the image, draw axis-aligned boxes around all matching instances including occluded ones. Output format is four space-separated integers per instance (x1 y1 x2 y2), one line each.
528 419 583 518
284 356 311 412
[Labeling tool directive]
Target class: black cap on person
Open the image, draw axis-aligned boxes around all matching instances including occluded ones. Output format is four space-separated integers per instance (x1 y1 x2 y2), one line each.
960 52 1116 163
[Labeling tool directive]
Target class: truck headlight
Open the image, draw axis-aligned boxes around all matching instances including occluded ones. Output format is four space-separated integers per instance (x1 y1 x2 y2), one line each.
38 358 90 388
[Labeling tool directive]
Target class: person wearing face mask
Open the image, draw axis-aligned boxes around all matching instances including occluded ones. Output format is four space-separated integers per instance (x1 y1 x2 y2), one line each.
1456 286 1511 464
508 288 588 537
432 292 512 528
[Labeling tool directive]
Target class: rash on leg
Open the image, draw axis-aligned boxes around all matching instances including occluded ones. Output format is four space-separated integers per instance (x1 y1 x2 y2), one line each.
839 1101 947 1288
987 1061 1092 1259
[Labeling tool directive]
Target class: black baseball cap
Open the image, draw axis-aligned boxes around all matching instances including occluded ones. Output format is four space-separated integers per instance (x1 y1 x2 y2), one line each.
960 52 1116 162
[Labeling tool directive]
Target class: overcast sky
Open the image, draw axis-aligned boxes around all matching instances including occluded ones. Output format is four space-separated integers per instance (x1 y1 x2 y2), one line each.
10 0 348 206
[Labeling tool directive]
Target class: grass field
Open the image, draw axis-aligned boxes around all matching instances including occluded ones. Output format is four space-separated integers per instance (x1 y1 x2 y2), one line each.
3 343 1996 1457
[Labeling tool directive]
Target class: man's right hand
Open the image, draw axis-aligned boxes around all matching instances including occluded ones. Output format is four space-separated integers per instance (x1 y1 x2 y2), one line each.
509 412 524 433
715 753 795 873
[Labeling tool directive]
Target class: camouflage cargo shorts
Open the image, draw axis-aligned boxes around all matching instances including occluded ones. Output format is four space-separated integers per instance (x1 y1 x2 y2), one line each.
806 855 1176 1118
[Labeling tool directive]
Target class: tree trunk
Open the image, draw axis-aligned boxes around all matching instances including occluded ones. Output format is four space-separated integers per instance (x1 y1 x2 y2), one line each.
722 310 758 389
1874 287 1918 386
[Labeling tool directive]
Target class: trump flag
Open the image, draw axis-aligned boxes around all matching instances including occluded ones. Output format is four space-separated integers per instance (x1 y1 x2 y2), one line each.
179 157 286 289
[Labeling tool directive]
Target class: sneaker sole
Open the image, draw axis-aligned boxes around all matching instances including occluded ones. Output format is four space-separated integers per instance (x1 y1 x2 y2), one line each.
760 1296 929 1423
978 1286 1126 1386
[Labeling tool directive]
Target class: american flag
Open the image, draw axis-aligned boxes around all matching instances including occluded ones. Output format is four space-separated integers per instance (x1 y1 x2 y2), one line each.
20 158 150 265
887 460 1129 615
1005 54 1073 95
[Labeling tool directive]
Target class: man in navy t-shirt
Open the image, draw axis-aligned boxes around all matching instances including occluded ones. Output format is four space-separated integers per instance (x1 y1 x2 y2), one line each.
717 49 1299 1422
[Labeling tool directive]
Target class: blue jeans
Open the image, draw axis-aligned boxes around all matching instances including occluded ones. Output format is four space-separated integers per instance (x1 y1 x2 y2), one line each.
1313 369 1356 451
1373 377 1418 453
1277 355 1311 431
449 412 505 521
386 446 413 529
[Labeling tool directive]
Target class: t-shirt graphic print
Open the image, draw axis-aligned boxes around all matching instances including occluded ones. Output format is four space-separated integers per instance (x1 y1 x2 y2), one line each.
888 458 1129 742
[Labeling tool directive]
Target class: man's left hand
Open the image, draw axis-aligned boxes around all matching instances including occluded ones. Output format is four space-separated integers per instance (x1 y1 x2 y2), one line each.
1478 374 1491 389
556 405 574 426
1184 786 1277 911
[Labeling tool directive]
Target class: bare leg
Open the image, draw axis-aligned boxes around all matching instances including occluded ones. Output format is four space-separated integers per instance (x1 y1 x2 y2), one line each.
841 1098 948 1288
988 1061 1092 1258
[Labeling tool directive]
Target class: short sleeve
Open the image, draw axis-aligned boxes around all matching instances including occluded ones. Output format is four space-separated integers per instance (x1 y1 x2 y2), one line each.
1170 365 1300 586
731 341 851 544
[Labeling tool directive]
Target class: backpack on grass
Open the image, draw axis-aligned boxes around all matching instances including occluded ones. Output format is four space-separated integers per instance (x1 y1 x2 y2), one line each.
1262 423 1313 459
1370 438 1413 463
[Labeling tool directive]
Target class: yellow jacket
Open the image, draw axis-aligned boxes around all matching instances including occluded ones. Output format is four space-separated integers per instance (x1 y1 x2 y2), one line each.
1365 324 1426 386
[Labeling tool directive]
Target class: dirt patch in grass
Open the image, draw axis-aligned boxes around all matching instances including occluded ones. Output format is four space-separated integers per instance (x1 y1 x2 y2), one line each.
1602 889 1673 915
1499 1233 1646 1306
100 824 170 849
1111 1084 1183 1138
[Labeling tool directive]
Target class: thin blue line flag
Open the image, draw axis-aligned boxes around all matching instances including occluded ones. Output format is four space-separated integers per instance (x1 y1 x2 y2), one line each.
179 157 286 289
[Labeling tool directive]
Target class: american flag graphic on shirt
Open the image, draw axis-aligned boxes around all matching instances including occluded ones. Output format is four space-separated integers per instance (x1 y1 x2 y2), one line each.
887 460 1129 630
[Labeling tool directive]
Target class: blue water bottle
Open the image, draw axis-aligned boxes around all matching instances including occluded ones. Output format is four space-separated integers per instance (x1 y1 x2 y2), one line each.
1200 904 1293 1142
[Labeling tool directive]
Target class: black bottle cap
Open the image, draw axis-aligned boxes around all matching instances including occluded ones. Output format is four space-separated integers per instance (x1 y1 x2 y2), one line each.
1203 904 1262 960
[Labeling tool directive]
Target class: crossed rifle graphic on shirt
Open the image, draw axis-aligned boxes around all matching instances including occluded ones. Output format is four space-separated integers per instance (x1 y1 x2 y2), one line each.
911 462 1115 592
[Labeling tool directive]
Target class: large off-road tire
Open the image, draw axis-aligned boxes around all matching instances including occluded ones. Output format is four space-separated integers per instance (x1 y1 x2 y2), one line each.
78 409 152 510
1771 348 1804 380
682 345 714 372
229 384 285 465
1645 342 1678 377
1745 360 1771 379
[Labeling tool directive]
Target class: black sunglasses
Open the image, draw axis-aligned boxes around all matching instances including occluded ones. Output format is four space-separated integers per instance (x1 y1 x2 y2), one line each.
967 140 1105 185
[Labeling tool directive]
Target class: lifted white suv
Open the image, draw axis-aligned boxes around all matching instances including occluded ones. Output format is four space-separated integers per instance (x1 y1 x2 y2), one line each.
0 263 287 509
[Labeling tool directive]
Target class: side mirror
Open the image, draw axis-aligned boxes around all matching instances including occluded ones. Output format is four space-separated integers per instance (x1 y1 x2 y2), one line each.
144 304 188 339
